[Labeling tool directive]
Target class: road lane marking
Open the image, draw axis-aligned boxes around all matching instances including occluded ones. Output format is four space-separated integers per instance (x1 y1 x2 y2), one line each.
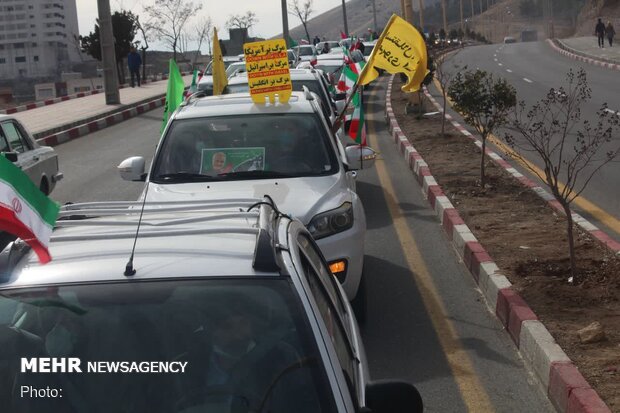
506 69 513 73
604 108 619 115
498 63 503 66
494 58 498 62
431 77 620 236
368 82 496 412
523 78 533 83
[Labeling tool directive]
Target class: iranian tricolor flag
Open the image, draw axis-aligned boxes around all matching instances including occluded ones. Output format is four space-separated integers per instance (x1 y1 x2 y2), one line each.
348 90 366 145
0 155 59 263
337 62 365 93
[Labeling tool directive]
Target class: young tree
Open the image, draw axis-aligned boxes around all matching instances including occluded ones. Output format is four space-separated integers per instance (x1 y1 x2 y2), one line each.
144 0 202 61
191 17 214 69
505 69 619 281
448 69 516 187
80 10 138 84
432 49 462 137
134 15 152 81
289 0 314 43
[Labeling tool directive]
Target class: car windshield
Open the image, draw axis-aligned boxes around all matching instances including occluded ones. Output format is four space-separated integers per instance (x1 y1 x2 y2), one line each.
297 47 315 56
226 63 246 77
152 113 338 182
0 279 337 413
205 60 236 75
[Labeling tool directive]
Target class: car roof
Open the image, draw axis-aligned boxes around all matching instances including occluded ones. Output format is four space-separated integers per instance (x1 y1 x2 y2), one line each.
175 91 317 119
0 200 288 289
227 69 319 85
0 114 16 122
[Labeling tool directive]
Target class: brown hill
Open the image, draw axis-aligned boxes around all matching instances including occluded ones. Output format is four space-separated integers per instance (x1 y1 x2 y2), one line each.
575 0 620 36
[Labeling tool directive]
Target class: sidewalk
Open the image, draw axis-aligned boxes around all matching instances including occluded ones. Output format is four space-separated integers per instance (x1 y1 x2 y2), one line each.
557 36 620 64
15 75 191 140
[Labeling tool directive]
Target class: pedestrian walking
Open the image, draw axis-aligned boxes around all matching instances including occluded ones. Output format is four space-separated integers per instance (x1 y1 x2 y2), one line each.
606 21 616 47
313 35 320 46
128 47 142 87
595 18 606 48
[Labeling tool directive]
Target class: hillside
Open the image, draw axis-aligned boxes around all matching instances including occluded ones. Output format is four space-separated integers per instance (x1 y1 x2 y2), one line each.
575 0 620 36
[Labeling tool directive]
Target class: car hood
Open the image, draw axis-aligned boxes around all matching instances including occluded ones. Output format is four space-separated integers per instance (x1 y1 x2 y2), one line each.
145 175 350 224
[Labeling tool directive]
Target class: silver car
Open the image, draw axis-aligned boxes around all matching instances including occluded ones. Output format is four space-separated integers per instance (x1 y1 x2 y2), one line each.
0 115 62 194
0 198 423 412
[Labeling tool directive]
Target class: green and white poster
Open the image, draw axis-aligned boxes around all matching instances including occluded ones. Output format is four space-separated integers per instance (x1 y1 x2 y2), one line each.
200 147 265 175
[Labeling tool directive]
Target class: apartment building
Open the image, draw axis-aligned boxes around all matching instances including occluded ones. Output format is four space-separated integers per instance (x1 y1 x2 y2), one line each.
0 0 81 80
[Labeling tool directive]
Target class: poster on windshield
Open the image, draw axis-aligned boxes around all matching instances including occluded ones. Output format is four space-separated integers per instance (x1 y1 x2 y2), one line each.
244 39 292 104
200 148 265 175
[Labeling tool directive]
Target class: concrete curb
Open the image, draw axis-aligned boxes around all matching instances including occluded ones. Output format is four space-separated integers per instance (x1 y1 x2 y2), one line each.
547 39 620 72
384 75 612 413
36 96 165 147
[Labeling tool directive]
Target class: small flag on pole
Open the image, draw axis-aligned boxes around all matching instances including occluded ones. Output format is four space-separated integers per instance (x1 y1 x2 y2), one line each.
188 69 198 95
348 90 366 146
160 59 185 133
0 155 59 263
212 28 228 96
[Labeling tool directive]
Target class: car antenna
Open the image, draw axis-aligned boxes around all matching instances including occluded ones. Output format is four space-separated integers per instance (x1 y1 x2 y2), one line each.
124 181 152 276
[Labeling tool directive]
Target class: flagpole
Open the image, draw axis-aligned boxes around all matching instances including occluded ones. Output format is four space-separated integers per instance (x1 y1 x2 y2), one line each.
331 82 360 134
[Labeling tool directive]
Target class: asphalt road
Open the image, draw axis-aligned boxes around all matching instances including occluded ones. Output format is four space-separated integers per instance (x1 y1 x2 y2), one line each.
47 80 554 411
441 41 620 241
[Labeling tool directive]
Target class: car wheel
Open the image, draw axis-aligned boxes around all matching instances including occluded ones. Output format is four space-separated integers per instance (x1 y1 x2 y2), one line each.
351 271 367 325
39 179 49 196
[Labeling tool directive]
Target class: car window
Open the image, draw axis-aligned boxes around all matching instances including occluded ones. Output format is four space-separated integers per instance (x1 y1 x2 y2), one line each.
298 251 358 398
0 279 338 413
291 80 332 119
0 131 9 153
152 113 339 182
297 47 315 56
1 122 31 153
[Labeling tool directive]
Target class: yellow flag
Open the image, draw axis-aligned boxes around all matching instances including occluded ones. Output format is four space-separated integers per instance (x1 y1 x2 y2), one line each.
358 14 429 92
212 28 228 96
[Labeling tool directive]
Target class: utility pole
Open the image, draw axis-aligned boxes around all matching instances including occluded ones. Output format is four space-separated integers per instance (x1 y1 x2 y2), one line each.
460 0 464 32
97 0 119 104
441 0 448 35
281 0 290 46
341 0 349 37
470 0 474 17
405 0 413 23
418 0 425 30
371 0 378 32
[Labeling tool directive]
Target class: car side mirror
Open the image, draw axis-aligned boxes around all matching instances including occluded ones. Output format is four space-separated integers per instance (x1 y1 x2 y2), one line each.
345 145 376 170
365 380 423 413
118 156 146 181
3 152 18 163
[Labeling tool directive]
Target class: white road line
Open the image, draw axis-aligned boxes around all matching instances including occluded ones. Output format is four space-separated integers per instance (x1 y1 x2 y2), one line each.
523 78 533 83
498 63 503 66
494 58 498 62
506 69 513 73
604 108 619 115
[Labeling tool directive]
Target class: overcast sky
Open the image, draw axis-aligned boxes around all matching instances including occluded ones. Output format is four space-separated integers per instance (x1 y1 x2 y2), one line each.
77 0 345 49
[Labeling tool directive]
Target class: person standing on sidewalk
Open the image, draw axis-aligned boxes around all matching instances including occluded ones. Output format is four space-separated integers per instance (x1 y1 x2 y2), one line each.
128 47 142 87
606 21 616 47
595 18 606 48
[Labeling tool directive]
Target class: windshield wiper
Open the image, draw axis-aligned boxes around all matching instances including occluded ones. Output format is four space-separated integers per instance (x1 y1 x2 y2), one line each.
154 172 220 182
217 171 300 179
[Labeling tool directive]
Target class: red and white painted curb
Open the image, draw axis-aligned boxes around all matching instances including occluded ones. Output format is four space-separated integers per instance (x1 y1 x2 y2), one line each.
384 74 612 413
547 39 620 72
36 96 165 147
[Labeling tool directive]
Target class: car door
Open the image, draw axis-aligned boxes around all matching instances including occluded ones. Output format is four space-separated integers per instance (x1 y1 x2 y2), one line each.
0 120 37 182
295 232 367 409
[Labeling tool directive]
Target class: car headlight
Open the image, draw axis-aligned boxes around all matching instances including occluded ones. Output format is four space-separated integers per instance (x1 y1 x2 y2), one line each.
307 202 354 240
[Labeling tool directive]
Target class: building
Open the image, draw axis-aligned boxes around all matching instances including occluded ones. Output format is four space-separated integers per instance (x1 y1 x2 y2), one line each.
220 28 262 56
0 0 81 80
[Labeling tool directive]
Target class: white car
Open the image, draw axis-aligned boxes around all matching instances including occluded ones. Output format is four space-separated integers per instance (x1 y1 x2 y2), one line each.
0 115 63 194
198 56 243 94
0 197 423 412
118 91 376 302
225 61 247 78
294 45 317 64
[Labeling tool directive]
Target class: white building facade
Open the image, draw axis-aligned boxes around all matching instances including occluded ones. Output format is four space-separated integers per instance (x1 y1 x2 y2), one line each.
0 0 81 80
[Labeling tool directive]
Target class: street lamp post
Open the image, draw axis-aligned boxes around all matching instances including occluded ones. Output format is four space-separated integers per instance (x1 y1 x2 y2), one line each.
371 0 378 32
341 0 349 36
97 0 119 105
281 0 289 46
418 0 425 30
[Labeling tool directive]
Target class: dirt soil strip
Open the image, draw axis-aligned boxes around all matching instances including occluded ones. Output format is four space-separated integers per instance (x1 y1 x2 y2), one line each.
384 74 619 412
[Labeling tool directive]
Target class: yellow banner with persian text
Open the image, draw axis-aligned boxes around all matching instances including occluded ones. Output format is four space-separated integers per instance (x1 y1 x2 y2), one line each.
357 14 429 92
244 39 292 104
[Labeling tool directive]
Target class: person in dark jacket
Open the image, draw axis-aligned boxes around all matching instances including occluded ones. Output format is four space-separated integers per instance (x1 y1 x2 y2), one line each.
606 21 616 47
595 18 606 48
128 47 142 87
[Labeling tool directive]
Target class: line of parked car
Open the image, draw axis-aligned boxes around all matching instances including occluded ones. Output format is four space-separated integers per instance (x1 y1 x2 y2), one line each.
0 37 425 412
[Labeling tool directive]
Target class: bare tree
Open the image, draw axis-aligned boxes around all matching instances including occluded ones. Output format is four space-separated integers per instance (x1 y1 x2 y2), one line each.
505 69 619 281
191 17 213 69
144 0 202 61
448 69 516 188
225 11 257 45
432 49 462 137
134 15 152 81
288 0 314 43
